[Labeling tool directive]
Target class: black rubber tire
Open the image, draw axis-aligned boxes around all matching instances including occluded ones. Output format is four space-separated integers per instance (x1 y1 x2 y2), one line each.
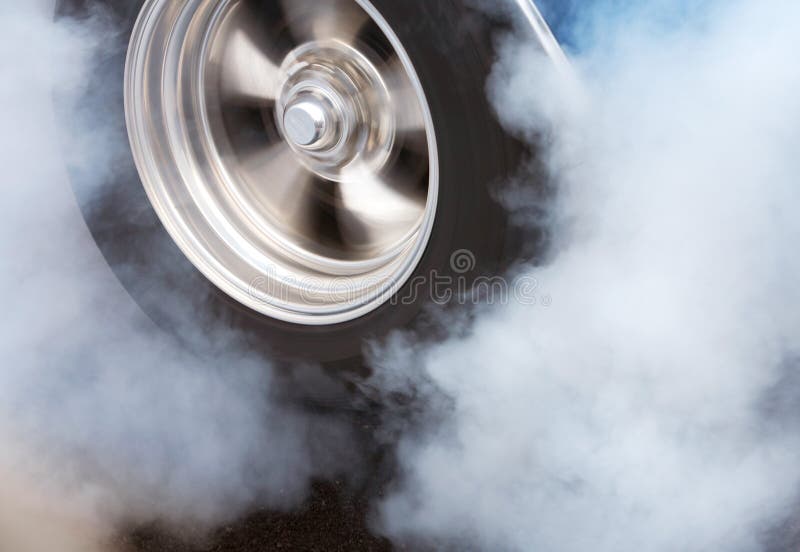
56 0 542 367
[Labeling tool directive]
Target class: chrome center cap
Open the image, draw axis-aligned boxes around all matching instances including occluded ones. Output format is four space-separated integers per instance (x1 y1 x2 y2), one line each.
283 98 330 148
275 40 396 181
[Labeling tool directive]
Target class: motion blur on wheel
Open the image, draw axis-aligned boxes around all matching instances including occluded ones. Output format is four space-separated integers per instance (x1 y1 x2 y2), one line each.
58 0 563 366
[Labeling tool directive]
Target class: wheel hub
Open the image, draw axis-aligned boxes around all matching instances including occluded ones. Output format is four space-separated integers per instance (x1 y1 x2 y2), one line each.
275 41 395 181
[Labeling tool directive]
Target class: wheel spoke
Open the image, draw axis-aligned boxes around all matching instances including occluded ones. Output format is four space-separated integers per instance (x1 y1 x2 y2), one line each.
213 5 286 107
280 0 371 45
384 56 428 151
236 143 319 229
335 163 427 250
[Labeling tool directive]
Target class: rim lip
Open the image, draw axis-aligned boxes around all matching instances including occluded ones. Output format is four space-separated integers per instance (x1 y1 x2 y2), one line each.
125 0 440 326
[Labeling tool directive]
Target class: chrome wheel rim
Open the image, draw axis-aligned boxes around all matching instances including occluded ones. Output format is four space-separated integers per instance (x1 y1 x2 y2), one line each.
125 0 438 325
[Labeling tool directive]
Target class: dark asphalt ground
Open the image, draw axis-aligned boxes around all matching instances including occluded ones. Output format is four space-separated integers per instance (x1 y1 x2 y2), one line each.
121 481 393 552
110 384 414 552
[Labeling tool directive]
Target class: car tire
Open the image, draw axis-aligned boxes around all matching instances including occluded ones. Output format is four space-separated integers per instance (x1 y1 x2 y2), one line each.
55 0 558 369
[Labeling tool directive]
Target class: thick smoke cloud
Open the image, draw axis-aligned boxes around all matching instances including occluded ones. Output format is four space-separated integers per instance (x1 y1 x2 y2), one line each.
0 2 355 550
5 0 800 551
376 0 800 550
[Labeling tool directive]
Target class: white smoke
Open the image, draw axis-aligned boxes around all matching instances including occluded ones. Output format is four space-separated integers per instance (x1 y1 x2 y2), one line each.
376 0 800 550
0 2 354 550
5 0 800 550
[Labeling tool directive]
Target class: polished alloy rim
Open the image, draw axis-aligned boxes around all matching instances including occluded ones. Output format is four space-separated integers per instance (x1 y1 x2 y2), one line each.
125 0 438 325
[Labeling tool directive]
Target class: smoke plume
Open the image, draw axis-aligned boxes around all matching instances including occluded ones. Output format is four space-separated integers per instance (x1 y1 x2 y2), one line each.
376 0 800 550
0 2 357 550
